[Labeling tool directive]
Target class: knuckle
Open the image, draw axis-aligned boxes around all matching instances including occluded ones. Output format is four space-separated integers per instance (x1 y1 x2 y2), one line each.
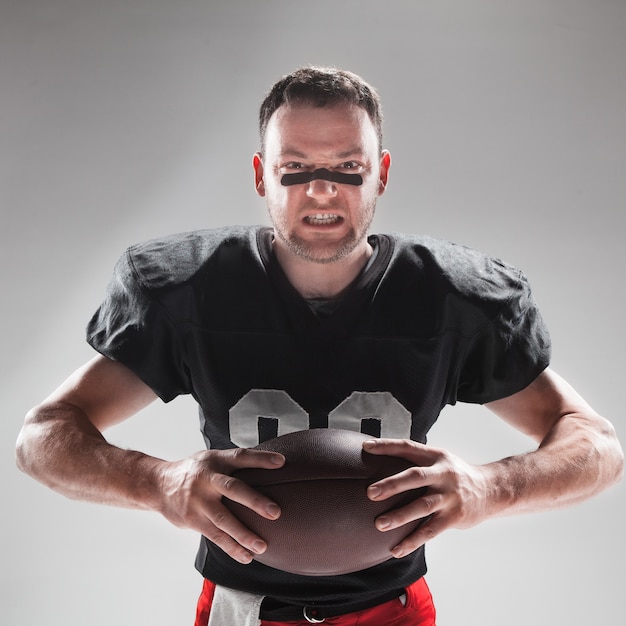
207 530 222 544
456 502 473 526
231 446 250 462
219 475 237 493
420 523 438 541
407 466 426 481
429 444 447 459
230 446 244 459
211 510 230 529
420 494 438 513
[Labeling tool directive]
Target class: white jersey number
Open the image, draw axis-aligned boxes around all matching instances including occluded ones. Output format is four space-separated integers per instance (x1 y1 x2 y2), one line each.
229 389 411 448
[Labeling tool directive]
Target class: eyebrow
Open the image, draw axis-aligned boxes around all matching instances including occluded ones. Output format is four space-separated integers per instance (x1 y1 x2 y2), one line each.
279 147 366 160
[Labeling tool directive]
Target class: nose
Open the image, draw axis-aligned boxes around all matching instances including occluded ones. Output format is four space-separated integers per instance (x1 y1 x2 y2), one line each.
305 177 337 200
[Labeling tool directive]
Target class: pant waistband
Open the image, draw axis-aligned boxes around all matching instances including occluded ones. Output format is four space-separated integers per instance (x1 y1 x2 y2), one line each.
259 588 404 622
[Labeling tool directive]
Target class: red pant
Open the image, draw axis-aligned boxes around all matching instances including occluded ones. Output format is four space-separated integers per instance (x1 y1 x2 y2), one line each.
195 577 436 626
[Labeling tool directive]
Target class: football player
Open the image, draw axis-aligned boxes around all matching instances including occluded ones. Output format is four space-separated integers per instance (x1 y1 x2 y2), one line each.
16 67 623 626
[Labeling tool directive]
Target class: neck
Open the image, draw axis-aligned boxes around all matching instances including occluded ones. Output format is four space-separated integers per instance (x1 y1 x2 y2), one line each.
273 240 373 299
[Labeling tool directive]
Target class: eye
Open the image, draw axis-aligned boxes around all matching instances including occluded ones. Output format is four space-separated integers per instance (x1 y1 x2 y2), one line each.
338 161 361 171
283 162 305 170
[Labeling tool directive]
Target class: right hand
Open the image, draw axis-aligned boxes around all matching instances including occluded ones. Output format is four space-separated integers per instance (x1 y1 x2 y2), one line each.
158 448 285 564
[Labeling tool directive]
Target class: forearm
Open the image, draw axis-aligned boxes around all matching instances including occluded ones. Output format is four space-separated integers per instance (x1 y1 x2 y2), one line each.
365 408 622 559
17 397 289 565
482 410 624 518
16 402 165 511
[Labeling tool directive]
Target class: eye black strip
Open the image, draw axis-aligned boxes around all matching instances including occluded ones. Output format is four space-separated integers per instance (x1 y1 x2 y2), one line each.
280 168 363 187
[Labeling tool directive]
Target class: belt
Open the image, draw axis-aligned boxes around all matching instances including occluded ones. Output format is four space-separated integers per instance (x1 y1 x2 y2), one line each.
259 588 404 623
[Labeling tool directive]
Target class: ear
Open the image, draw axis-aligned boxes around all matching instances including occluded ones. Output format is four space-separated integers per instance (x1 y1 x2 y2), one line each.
377 150 391 196
253 152 265 197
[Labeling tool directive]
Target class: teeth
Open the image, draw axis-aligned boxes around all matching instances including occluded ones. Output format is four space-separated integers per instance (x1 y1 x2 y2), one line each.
306 213 340 225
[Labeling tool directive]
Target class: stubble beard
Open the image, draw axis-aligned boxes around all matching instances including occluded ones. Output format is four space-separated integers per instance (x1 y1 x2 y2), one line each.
270 199 377 265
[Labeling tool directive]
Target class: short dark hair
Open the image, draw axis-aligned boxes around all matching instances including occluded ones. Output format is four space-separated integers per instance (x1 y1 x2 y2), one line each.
259 66 384 153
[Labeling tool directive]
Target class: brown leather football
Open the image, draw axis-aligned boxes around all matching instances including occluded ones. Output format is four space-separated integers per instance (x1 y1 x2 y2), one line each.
223 428 425 576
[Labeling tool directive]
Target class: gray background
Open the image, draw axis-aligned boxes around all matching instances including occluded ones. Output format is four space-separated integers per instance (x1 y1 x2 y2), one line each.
2 0 624 624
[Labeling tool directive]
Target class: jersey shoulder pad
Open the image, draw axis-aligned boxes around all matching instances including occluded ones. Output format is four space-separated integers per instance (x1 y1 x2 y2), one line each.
124 225 261 291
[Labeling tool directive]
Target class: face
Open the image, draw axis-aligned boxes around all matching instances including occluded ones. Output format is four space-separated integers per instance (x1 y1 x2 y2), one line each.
254 103 391 265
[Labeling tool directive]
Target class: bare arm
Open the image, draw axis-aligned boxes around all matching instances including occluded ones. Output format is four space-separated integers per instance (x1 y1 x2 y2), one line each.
16 355 284 564
16 355 161 506
363 368 624 558
481 368 623 512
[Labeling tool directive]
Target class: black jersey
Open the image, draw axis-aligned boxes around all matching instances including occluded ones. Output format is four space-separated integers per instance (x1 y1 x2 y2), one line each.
87 225 550 606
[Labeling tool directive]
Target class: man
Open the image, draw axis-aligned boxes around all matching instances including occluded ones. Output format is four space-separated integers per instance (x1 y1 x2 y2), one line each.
16 67 623 625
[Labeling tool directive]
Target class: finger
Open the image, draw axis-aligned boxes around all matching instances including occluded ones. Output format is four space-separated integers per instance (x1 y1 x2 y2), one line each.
221 447 286 471
367 464 431 502
375 493 442 532
201 506 266 564
363 438 438 464
389 514 444 559
214 471 281 521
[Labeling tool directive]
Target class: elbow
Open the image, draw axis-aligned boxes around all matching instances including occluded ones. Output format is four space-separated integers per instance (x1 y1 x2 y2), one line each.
597 416 624 489
15 436 27 473
15 405 49 478
612 432 625 485
15 408 37 475
15 435 27 474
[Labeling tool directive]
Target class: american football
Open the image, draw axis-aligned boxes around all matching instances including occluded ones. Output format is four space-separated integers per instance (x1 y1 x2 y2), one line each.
223 428 426 576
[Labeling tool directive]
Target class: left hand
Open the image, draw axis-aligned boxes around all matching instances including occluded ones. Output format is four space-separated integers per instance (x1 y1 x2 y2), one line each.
363 438 489 559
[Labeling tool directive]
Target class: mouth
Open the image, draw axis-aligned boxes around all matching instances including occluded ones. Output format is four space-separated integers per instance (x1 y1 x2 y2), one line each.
304 213 343 226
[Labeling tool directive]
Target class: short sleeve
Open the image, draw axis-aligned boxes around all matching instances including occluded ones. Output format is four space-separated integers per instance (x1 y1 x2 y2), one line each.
86 249 190 402
453 270 551 404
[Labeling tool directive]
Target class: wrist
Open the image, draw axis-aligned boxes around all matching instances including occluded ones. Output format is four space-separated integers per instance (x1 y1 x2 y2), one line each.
479 455 534 518
128 453 171 512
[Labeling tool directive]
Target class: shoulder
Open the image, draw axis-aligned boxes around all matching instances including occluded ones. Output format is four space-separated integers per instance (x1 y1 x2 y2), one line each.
382 233 535 331
120 226 262 291
388 233 526 295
